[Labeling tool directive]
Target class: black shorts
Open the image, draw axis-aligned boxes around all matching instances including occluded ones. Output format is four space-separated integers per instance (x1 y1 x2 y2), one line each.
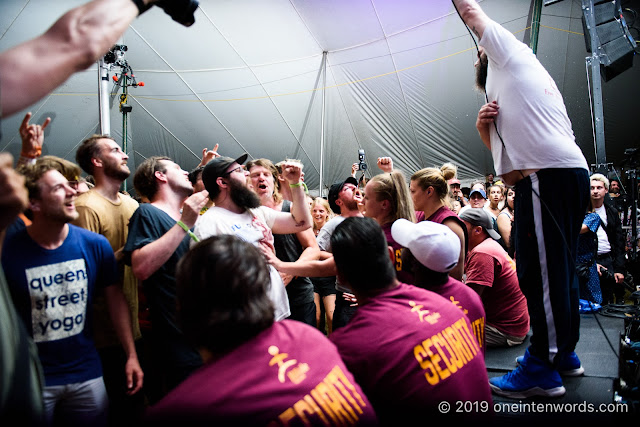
312 276 337 297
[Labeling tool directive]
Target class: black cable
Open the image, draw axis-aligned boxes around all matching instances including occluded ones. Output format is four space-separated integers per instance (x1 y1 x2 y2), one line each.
592 312 621 358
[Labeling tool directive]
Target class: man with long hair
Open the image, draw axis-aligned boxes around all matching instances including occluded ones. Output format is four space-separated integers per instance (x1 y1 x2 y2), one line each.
454 0 590 398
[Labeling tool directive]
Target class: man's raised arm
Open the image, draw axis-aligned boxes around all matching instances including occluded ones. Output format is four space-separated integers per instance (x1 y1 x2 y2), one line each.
452 0 490 40
0 0 199 118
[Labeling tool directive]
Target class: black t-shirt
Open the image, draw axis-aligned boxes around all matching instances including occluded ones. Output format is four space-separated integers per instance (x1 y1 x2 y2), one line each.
273 200 314 305
123 204 201 366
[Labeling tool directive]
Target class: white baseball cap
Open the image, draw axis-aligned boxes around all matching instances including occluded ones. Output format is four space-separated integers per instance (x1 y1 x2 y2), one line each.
391 219 460 273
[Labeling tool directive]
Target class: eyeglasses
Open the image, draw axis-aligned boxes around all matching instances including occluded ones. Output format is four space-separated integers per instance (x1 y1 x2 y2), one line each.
224 166 245 176
67 180 93 190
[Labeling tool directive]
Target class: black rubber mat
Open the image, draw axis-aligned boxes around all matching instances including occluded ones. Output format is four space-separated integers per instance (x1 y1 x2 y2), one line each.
483 311 638 421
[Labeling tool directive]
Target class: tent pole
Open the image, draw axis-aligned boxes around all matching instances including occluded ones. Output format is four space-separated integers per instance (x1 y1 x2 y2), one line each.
530 0 543 54
98 59 111 136
121 74 129 193
320 51 327 197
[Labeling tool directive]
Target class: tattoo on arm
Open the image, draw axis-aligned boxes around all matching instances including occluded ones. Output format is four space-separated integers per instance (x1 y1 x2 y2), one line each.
290 214 306 228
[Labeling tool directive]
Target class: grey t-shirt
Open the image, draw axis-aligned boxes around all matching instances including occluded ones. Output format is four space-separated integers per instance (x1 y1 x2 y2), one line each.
315 216 352 292
316 216 346 252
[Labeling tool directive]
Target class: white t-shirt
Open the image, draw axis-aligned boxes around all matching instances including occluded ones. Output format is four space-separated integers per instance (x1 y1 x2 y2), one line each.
193 206 290 321
480 20 588 176
594 205 611 255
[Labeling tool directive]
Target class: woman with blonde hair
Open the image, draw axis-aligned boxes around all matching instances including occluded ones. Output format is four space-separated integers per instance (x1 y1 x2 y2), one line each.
361 170 416 283
409 163 467 281
497 186 515 257
309 197 337 334
311 197 332 237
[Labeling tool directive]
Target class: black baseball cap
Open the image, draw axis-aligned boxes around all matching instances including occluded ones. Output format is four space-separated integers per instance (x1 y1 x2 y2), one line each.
201 154 248 193
328 177 358 214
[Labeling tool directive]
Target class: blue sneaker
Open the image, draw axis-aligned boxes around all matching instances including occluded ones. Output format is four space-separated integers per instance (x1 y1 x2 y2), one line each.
492 352 565 398
516 349 584 376
557 352 585 376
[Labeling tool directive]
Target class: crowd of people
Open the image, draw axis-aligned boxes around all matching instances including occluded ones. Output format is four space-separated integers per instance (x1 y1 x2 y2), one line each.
1 0 638 425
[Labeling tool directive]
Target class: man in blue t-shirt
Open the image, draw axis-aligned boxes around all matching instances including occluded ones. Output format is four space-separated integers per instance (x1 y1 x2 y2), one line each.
1 161 142 426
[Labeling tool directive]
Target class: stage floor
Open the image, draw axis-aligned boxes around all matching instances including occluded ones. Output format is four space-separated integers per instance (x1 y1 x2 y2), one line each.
484 309 638 422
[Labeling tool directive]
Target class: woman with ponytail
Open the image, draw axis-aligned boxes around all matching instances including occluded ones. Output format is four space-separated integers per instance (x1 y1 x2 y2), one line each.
360 169 416 283
409 163 467 281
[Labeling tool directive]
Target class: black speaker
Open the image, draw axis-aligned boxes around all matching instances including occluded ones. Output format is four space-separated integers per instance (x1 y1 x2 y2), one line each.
582 0 636 81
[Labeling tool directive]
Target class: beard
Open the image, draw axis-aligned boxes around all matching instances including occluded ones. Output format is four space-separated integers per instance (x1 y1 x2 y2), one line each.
340 198 358 213
229 178 261 209
103 158 131 181
475 53 488 92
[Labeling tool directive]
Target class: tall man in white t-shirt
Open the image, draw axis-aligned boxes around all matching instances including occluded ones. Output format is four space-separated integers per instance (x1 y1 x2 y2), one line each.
454 0 590 398
194 155 313 322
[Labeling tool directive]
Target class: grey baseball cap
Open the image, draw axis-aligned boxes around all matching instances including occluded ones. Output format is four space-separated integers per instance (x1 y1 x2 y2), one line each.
459 208 501 240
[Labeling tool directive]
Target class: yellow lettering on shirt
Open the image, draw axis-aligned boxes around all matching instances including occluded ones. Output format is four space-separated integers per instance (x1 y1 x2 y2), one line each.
275 365 366 426
432 333 455 377
395 248 403 272
471 316 485 349
413 342 439 385
412 317 480 386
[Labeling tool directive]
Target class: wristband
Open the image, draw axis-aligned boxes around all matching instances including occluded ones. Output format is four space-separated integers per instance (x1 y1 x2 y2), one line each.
20 147 41 159
289 181 309 193
176 220 199 242
131 0 152 16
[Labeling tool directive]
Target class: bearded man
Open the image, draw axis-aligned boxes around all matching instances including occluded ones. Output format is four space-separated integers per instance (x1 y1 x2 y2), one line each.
74 135 145 424
454 0 589 399
194 155 313 322
123 156 209 402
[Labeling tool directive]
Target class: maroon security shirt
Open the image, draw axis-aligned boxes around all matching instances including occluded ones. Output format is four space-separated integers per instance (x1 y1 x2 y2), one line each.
147 320 378 425
330 283 492 423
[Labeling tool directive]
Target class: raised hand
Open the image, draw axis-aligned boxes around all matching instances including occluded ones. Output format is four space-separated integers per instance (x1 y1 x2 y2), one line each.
198 143 220 167
377 157 393 173
280 161 304 184
19 112 51 159
180 190 209 228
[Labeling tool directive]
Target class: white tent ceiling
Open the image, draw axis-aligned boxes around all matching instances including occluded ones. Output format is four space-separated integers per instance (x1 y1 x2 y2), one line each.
1 0 639 195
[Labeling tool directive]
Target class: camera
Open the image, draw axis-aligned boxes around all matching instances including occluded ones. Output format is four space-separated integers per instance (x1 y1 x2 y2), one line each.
601 267 615 283
358 149 367 171
104 44 128 64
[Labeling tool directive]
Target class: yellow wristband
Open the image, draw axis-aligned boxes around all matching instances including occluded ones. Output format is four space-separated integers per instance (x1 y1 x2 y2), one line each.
176 220 199 242
289 181 309 193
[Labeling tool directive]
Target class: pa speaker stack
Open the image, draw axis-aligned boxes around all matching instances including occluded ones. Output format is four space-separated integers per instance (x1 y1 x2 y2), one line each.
582 0 637 81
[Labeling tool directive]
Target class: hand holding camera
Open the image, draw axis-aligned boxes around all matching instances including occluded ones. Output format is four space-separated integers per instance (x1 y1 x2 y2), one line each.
358 149 368 172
